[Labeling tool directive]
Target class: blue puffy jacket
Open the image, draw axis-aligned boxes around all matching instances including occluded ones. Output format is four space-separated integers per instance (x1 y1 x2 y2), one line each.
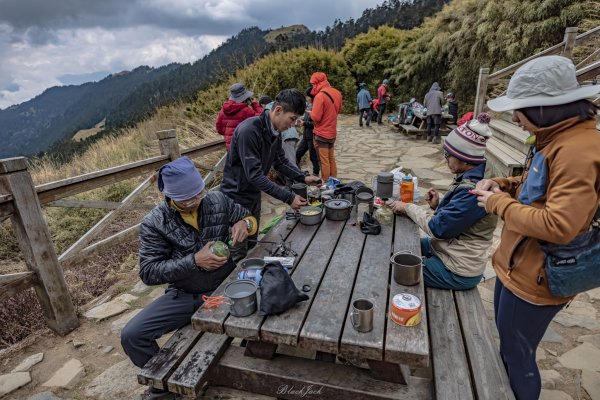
357 88 372 110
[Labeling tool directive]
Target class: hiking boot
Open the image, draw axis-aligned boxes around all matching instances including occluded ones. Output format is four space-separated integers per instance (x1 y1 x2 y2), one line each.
432 136 441 144
140 388 181 400
426 136 433 142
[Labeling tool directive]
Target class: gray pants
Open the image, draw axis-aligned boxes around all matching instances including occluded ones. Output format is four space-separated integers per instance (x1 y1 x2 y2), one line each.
426 114 442 137
120 287 205 368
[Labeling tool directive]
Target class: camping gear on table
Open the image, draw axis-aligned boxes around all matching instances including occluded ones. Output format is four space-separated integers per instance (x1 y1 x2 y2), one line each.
298 206 322 226
324 199 352 221
389 293 422 326
390 251 423 285
224 280 258 317
350 298 374 332
259 262 309 316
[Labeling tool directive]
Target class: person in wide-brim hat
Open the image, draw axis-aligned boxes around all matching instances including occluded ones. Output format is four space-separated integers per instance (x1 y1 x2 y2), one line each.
474 55 600 400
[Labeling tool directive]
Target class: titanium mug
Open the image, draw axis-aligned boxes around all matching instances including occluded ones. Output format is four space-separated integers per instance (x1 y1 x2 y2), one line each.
350 298 374 333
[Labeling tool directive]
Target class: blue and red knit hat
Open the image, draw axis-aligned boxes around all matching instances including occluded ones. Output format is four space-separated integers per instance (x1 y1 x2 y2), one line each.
443 113 493 164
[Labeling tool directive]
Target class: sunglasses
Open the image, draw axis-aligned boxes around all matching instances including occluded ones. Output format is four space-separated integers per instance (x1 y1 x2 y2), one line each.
176 191 206 208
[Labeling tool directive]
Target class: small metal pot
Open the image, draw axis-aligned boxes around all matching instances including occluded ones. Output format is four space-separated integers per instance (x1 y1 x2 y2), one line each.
224 279 258 317
240 258 265 269
299 206 322 226
291 183 308 199
324 199 352 221
355 187 374 214
390 251 423 286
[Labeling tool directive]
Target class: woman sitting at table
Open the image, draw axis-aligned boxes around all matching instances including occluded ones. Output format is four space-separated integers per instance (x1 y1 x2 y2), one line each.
391 113 498 290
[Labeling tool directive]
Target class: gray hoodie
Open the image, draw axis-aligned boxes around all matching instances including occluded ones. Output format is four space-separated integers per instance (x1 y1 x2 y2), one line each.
424 82 443 115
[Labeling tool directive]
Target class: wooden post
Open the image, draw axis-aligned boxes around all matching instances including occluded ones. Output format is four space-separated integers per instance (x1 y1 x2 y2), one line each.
156 129 181 161
473 67 490 116
562 27 579 60
0 157 79 335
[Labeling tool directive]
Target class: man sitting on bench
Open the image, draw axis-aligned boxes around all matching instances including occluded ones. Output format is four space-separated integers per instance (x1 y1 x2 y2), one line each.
120 157 255 400
391 114 497 290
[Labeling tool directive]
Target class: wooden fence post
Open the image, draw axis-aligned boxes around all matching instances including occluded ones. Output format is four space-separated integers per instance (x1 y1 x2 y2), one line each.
157 129 181 161
0 158 79 335
474 67 490 116
562 27 579 60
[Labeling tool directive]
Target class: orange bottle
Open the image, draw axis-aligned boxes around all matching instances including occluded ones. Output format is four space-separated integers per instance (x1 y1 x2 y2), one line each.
400 176 414 203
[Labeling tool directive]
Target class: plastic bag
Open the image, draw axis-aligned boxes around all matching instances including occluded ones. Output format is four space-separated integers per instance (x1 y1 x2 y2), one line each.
360 212 381 235
259 262 309 316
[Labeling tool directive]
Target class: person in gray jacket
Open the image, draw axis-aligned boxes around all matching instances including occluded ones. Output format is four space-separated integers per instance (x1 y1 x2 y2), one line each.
121 157 253 400
356 82 373 127
424 82 444 143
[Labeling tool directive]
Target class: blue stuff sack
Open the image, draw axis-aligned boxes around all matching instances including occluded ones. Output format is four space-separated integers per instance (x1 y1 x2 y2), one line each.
540 215 600 298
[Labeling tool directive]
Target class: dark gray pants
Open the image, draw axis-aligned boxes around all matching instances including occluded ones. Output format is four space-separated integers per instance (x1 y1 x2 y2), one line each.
426 114 442 137
377 103 387 124
120 287 205 368
359 108 372 126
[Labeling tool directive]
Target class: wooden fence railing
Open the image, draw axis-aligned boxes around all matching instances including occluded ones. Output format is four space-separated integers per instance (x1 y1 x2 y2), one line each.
0 130 225 336
474 25 600 115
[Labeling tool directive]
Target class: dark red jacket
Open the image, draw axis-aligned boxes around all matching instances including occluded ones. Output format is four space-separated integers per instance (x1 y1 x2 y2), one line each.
216 100 263 150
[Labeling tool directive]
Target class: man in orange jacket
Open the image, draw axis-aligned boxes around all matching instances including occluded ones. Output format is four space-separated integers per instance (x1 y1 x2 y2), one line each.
309 72 342 180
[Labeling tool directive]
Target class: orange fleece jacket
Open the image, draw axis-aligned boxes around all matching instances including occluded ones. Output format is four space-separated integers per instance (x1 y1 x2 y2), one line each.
309 73 342 140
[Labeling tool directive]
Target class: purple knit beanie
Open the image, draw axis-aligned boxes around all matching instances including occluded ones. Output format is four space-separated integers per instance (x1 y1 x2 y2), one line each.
157 157 205 201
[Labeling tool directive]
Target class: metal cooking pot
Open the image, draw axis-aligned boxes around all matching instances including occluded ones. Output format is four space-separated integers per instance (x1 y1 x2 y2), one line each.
224 279 258 317
291 183 308 200
390 251 423 286
355 187 374 214
240 258 265 269
299 206 322 226
324 199 352 221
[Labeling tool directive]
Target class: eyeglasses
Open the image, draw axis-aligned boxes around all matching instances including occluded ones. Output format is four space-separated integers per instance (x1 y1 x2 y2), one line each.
176 191 206 208
443 151 450 160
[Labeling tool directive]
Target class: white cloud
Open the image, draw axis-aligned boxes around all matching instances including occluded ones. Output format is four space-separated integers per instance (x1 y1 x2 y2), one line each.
0 0 384 109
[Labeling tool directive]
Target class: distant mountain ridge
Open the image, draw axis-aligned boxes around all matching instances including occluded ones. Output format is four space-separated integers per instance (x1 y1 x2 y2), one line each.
0 0 446 160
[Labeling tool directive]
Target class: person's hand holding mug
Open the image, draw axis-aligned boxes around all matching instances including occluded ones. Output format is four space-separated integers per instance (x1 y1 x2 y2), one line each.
291 195 308 210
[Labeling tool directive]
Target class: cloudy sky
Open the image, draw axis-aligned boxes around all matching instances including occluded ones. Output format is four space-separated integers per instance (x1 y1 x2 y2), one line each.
0 0 384 109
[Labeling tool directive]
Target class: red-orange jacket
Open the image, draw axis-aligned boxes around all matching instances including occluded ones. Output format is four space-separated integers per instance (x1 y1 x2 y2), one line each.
309 72 342 140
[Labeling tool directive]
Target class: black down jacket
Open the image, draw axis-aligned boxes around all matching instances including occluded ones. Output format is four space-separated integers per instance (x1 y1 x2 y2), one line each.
139 191 250 294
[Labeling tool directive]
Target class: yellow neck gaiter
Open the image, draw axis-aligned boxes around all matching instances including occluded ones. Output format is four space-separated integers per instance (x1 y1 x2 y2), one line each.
169 199 199 231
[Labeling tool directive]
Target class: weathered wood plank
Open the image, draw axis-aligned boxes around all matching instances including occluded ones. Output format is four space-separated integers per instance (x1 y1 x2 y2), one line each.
223 219 321 340
203 154 227 187
426 288 473 400
0 272 36 302
211 346 433 400
339 222 393 361
244 341 278 360
181 140 225 160
138 325 202 390
60 224 141 267
260 219 346 346
191 216 299 334
34 140 222 206
367 360 410 385
455 289 515 400
1 165 79 335
298 223 366 353
46 199 155 210
385 215 429 367
167 333 232 397
58 174 153 264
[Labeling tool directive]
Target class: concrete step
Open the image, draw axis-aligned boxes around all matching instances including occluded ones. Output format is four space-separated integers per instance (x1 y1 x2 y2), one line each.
489 120 531 155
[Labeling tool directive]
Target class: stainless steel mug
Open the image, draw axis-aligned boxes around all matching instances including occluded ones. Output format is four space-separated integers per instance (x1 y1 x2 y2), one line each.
390 251 423 286
350 298 374 332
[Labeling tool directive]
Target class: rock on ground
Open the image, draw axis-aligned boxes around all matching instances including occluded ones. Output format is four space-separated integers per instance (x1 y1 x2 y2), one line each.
11 352 44 372
540 390 573 400
540 369 563 389
111 308 143 336
84 360 142 400
557 343 600 371
28 391 63 400
42 359 85 389
84 294 138 321
0 371 31 397
582 369 600 400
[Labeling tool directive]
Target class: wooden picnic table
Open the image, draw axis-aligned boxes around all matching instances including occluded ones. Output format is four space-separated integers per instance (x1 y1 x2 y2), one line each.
191 212 432 399
412 110 454 131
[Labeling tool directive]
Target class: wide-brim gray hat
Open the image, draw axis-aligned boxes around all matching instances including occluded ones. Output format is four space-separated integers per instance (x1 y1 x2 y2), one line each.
229 83 253 102
488 55 600 112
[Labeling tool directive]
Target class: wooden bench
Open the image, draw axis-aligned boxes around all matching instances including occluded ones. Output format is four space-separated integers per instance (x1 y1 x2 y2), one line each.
138 325 232 398
486 138 525 177
426 287 515 400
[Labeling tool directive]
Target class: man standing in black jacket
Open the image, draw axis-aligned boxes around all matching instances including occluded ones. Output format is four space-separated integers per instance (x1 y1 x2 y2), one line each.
222 89 320 260
121 157 253 400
